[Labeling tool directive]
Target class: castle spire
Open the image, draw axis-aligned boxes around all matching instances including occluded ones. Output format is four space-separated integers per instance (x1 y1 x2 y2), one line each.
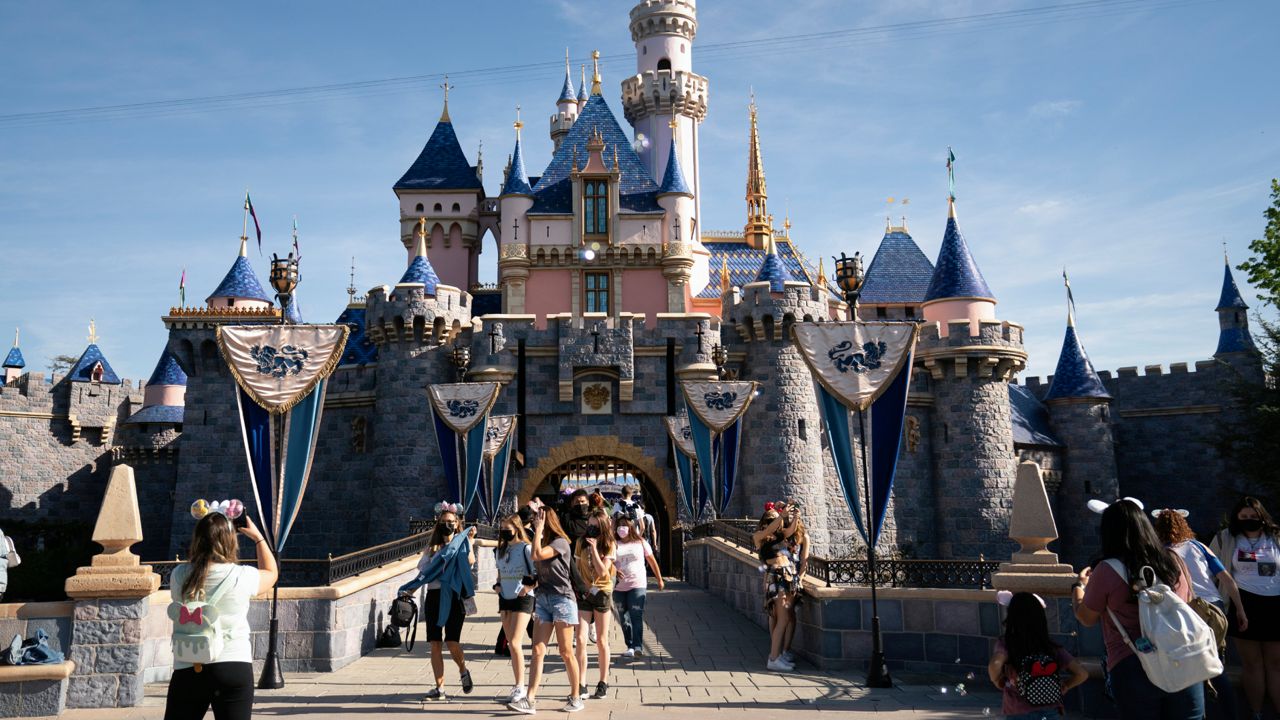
3 327 25 371
578 64 588 103
501 107 534 197
399 218 442 295
1044 278 1108 401
590 50 602 96
439 74 454 122
923 150 994 303
752 223 793 293
816 258 828 288
743 91 773 250
720 257 731 293
558 50 576 104
1215 256 1257 356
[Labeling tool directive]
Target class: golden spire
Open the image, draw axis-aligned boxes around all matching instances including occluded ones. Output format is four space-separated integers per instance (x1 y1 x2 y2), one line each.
87 319 98 345
720 258 731 291
590 50 602 96
514 104 523 135
817 258 827 287
439 75 454 122
743 90 773 250
416 217 429 257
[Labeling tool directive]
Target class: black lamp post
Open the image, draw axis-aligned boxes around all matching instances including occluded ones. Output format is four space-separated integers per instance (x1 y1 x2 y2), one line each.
833 251 891 688
711 343 727 380
269 253 300 325
257 253 299 691
451 342 471 383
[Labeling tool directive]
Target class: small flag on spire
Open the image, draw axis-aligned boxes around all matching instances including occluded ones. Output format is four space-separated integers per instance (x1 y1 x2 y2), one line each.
292 215 301 261
179 267 186 307
244 191 262 253
946 147 956 201
1063 268 1076 327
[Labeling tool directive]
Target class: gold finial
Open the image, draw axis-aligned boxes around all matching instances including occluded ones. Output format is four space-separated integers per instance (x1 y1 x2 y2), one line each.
590 50 602 95
87 319 98 345
613 145 620 171
514 104 523 133
744 90 771 250
720 257 730 290
668 117 679 131
580 64 586 98
347 257 357 302
439 75 454 122
886 216 892 232
817 258 827 287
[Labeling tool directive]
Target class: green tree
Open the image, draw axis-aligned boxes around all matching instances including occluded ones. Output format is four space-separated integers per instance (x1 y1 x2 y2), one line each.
1239 179 1280 308
47 354 78 376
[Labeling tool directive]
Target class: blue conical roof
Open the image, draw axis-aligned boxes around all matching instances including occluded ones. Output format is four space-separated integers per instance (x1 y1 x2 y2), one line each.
399 242 441 295
657 137 691 196
284 296 303 323
336 305 379 366
207 255 271 304
1216 263 1249 310
860 228 936 304
3 345 24 369
501 136 534 197
558 70 577 104
147 350 187 387
69 344 121 384
1044 325 1109 400
924 211 994 302
394 120 482 191
577 74 588 102
753 241 794 293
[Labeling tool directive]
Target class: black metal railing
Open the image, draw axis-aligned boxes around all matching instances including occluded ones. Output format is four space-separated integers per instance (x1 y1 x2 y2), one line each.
408 519 499 541
691 520 1000 590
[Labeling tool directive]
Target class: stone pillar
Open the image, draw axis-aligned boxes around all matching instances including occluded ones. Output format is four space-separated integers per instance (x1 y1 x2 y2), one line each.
991 461 1077 594
64 464 162 708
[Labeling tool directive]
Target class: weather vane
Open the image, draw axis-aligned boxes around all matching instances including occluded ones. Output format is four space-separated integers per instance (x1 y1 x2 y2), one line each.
87 319 98 344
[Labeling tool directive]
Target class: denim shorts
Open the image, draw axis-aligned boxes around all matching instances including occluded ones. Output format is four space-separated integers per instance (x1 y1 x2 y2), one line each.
534 593 578 625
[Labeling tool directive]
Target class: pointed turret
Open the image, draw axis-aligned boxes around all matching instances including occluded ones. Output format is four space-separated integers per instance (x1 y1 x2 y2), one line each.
126 349 187 424
69 322 121 384
577 64 588 109
3 328 24 384
399 221 442 295
558 54 577 105
752 235 794 294
1044 288 1109 400
394 88 482 191
656 135 691 196
742 94 773 250
207 237 272 308
924 199 994 302
284 293 304 323
1215 259 1258 356
502 116 534 197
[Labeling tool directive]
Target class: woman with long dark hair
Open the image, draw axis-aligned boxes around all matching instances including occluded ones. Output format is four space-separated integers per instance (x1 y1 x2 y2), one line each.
1210 496 1280 720
1072 499 1203 718
988 592 1087 719
573 508 616 700
399 507 476 702
164 511 278 720
752 501 799 672
492 514 534 705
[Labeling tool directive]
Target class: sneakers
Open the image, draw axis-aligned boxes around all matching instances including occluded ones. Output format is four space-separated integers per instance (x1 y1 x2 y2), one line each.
504 685 527 704
621 648 635 659
766 656 795 672
508 697 536 715
579 685 589 700
562 696 585 713
591 681 609 699
460 670 474 694
781 650 795 663
588 624 598 643
424 687 448 702
632 646 644 657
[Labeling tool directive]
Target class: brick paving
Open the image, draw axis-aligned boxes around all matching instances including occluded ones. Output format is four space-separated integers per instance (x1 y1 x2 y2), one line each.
59 581 1000 718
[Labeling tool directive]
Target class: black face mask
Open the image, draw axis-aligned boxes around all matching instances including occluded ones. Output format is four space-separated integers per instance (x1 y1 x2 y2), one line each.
573 505 590 518
584 524 602 539
1239 519 1264 533
443 524 458 534
500 529 516 542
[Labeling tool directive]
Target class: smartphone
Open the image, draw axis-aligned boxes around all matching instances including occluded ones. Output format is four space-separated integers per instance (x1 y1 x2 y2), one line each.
233 514 248 529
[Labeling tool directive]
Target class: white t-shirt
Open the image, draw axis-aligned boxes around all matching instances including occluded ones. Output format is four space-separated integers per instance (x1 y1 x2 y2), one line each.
416 547 441 590
1230 534 1280 596
614 540 653 592
170 563 262 668
1169 539 1225 603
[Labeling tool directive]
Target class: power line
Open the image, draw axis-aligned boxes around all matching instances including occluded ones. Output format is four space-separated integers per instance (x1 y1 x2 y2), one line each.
0 0 1206 128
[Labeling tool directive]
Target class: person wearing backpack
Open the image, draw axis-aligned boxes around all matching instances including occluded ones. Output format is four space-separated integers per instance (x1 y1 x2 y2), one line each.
1154 507 1246 720
988 591 1088 719
509 507 581 714
492 513 535 706
1209 496 1280 720
164 510 278 720
1073 499 1208 719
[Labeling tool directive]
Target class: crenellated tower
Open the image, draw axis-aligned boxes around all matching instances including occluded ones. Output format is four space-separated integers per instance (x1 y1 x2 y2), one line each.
1214 257 1259 361
499 113 535 314
621 0 707 236
550 52 580 152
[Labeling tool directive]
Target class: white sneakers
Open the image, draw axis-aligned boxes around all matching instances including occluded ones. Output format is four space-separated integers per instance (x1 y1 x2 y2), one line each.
563 696 585 713
621 648 635 659
504 686 527 704
766 656 795 672
588 624 598 643
781 650 795 663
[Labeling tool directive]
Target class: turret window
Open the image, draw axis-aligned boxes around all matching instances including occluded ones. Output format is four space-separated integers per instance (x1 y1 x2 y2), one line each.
583 181 608 237
452 202 461 212
415 202 424 212
657 58 671 71
433 203 443 212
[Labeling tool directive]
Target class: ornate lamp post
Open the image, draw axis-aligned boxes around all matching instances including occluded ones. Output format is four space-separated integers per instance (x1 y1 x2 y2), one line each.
451 342 471 383
832 250 891 688
269 253 301 325
711 343 728 380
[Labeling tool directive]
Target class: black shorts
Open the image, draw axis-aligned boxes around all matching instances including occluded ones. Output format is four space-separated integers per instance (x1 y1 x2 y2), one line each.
498 594 535 614
1229 589 1280 642
424 589 465 643
577 589 612 614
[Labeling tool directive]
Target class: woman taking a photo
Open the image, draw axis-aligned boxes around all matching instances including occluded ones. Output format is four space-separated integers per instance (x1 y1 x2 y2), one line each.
165 511 278 720
1072 499 1202 718
1211 496 1280 720
776 505 808 665
492 514 535 705
753 502 799 672
509 507 582 714
574 508 616 701
399 506 476 702
612 515 663 658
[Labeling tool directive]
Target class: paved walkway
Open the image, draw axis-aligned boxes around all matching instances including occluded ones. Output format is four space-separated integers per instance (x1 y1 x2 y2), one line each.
62 581 999 718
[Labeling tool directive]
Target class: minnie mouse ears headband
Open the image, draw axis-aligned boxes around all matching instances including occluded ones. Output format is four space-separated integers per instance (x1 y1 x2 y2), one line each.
1151 508 1190 520
996 590 1047 609
1087 497 1145 515
433 501 463 516
190 498 244 521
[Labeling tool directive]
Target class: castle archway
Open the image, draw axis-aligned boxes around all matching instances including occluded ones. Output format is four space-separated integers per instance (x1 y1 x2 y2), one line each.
521 437 678 572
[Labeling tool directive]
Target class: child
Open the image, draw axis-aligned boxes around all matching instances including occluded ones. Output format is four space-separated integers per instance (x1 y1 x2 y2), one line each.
988 591 1088 719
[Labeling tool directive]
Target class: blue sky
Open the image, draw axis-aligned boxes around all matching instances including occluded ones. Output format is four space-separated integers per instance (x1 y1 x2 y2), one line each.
1 0 1277 381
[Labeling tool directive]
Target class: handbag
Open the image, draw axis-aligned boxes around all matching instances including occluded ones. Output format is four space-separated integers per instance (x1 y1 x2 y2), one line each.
1188 597 1227 654
4 536 19 569
389 594 418 651
376 625 402 649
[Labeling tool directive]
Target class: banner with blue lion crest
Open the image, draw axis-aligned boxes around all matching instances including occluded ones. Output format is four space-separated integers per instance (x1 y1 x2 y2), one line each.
218 325 349 415
790 322 917 412
679 381 758 516
428 382 501 511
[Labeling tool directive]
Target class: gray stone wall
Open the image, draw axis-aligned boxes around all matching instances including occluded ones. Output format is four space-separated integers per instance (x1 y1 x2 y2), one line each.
888 385 938 558
1046 400 1117 567
68 597 150 708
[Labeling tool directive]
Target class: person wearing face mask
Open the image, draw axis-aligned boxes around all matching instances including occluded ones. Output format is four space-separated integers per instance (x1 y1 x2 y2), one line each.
1211 496 1280 720
573 508 616 701
562 490 597 652
612 516 663 658
492 514 535 706
398 508 476 702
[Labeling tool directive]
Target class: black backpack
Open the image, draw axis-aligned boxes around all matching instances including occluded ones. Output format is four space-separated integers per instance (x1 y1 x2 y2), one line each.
1014 652 1063 708
389 593 418 651
376 625 402 649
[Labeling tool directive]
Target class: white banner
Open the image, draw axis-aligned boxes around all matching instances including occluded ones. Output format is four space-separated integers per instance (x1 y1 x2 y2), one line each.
484 415 517 460
428 382 500 434
664 416 698 459
217 324 349 414
790 321 918 411
680 381 759 433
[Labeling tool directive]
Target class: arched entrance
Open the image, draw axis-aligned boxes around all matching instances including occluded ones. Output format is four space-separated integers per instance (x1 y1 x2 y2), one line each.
521 438 678 573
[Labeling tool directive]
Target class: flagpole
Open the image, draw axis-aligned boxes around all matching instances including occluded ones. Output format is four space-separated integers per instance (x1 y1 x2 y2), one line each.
858 408 892 688
242 190 250 245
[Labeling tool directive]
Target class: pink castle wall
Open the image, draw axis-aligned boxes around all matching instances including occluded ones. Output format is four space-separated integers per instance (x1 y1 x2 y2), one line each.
622 268 669 319
526 269 572 327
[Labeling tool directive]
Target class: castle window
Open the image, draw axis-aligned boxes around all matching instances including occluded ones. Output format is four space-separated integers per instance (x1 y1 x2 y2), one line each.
906 306 916 318
415 202 424 212
657 58 671 71
227 299 234 307
876 306 887 319
452 202 461 212
433 203 443 212
584 272 611 314
583 181 609 237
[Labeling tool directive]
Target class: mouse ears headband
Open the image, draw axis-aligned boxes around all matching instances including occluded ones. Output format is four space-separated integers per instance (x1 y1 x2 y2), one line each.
1087 497 1145 515
996 590 1046 609
190 498 244 521
1151 508 1190 520
433 501 463 517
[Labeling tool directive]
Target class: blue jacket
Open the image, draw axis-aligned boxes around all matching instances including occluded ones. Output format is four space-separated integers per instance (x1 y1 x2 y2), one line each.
398 532 475 627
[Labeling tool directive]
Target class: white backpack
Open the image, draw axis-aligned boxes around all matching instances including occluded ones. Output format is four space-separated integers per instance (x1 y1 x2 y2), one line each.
168 569 237 667
1104 559 1222 692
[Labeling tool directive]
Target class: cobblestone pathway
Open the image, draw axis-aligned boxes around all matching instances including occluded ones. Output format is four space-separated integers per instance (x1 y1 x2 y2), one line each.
61 581 1000 718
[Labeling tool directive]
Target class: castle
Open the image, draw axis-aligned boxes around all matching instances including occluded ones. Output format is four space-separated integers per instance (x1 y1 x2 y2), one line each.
0 0 1262 570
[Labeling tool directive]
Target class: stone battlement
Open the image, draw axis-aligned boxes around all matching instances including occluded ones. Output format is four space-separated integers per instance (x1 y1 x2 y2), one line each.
723 281 829 342
1020 358 1222 388
364 283 472 346
917 318 1025 348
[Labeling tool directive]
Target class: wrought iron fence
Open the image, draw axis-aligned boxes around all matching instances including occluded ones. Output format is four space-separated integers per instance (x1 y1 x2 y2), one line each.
691 520 999 590
408 519 499 541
